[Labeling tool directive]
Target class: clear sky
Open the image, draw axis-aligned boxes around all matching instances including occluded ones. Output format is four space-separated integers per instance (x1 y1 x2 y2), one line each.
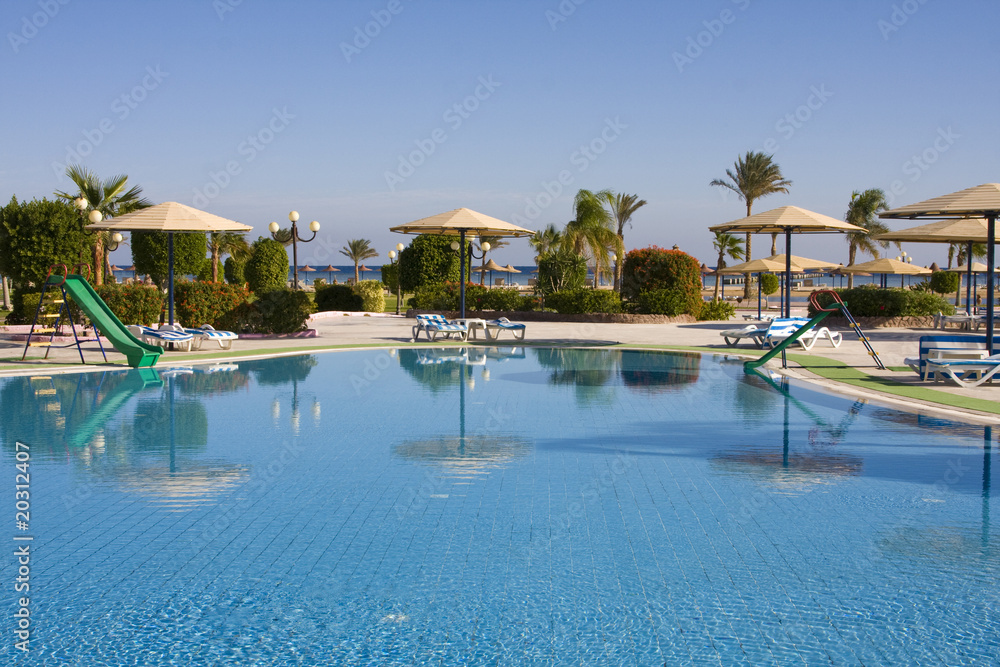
3 0 998 268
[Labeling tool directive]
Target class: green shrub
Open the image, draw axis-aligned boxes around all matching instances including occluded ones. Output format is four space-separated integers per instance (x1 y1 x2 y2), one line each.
636 288 701 317
381 262 398 293
621 246 702 315
471 287 526 311
354 280 385 312
759 273 780 296
315 284 363 311
9 289 83 325
255 289 315 333
131 231 207 288
545 288 622 314
928 270 960 294
398 235 468 292
94 283 165 326
224 255 247 285
697 298 736 321
536 251 587 295
411 281 459 310
0 197 93 288
245 238 289 294
196 257 223 283
216 302 263 334
173 282 250 328
809 285 955 317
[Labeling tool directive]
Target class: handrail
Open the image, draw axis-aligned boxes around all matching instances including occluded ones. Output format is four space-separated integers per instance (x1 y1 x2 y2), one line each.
72 262 91 281
47 264 68 286
809 289 845 313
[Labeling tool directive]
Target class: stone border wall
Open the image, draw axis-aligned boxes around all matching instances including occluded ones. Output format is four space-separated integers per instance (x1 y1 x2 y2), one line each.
407 310 697 325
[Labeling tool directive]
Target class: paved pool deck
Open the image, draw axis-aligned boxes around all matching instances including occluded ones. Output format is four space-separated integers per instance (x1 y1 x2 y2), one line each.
2 311 998 424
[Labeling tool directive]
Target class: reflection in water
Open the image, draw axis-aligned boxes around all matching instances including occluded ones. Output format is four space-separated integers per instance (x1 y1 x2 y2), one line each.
395 347 532 473
239 355 317 386
116 464 249 510
619 350 700 394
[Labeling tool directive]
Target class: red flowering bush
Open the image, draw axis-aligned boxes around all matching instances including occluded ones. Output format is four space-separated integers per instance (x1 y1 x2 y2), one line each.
94 283 164 326
621 246 702 315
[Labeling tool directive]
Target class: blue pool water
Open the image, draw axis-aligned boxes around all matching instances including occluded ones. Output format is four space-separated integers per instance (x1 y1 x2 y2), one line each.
2 348 998 665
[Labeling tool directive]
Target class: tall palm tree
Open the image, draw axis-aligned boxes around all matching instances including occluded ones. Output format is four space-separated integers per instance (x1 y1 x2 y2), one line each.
600 192 647 293
476 235 508 285
54 165 150 285
710 152 791 298
947 242 986 268
340 239 379 283
712 232 745 300
563 189 622 288
844 189 891 288
207 232 251 283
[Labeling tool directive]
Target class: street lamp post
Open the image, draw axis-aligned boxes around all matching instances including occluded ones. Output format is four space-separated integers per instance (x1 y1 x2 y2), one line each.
451 237 490 319
388 242 405 315
269 211 320 290
74 198 123 282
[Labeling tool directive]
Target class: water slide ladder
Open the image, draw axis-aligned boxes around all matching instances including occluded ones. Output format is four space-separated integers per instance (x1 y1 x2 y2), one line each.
21 264 108 364
743 290 884 372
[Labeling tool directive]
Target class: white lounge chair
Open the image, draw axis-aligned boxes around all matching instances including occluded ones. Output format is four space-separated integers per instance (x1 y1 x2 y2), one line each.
484 317 526 341
763 317 842 351
923 354 1000 387
181 325 238 350
128 325 194 352
719 324 768 348
412 314 469 342
904 334 1000 381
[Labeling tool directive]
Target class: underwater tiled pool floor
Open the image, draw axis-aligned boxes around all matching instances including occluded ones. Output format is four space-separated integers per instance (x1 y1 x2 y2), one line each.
2 348 998 665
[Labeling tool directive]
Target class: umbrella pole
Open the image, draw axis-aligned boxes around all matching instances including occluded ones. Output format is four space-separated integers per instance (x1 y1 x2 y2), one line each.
459 230 467 319
784 229 792 318
967 241 974 314
168 232 175 326
988 215 996 354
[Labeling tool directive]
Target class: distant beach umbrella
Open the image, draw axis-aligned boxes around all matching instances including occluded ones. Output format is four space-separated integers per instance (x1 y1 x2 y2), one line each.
320 264 340 283
298 265 316 285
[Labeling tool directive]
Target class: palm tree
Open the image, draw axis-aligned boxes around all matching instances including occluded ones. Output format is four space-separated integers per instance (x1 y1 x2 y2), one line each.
844 189 891 288
54 165 150 285
947 242 986 269
530 224 563 264
599 192 647 293
712 232 745 300
710 152 791 298
563 189 622 288
207 232 251 282
476 235 509 285
340 239 379 283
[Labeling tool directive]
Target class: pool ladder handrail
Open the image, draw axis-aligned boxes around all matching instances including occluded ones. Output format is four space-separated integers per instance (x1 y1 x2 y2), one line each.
810 290 885 370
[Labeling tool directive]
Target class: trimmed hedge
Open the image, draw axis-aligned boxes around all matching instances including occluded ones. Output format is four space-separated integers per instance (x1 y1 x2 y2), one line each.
808 285 955 317
545 288 622 314
928 270 960 294
315 284 363 311
621 246 702 316
760 273 780 296
224 255 247 285
636 288 700 317
218 288 315 334
410 282 536 312
94 283 165 326
174 282 250 328
245 238 289 293
355 280 386 312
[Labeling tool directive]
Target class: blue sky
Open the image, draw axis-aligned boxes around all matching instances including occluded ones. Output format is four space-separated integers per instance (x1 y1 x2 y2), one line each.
3 0 998 268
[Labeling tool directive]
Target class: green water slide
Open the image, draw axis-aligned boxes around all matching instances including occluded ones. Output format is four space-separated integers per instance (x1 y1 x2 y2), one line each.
48 274 162 368
742 308 837 372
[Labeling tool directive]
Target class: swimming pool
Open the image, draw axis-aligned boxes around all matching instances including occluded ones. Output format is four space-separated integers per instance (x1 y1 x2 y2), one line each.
2 348 997 664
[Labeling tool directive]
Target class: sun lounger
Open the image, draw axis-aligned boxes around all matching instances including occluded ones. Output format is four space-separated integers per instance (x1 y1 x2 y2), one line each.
763 317 842 351
904 334 1000 381
484 317 526 341
180 325 238 350
719 324 768 348
128 325 194 352
923 354 1000 387
412 314 469 342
